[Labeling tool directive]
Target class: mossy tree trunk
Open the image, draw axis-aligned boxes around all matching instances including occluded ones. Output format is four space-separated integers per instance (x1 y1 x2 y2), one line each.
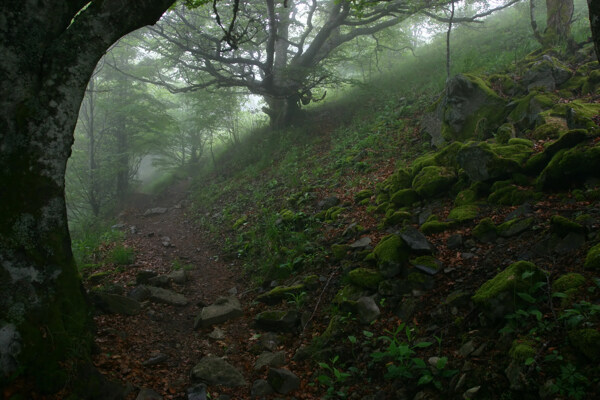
0 0 175 395
545 0 575 47
589 0 600 63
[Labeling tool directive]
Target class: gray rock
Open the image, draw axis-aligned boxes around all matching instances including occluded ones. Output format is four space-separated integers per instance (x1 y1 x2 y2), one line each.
161 236 171 247
463 386 481 399
111 223 126 230
447 234 463 250
267 368 300 395
143 353 168 366
318 196 340 210
91 292 141 316
187 384 207 400
254 351 286 370
251 379 274 397
504 203 533 222
146 286 188 306
505 361 527 391
260 332 280 351
148 275 171 288
555 232 586 254
459 340 476 357
396 297 417 321
128 285 151 302
356 297 380 324
349 237 372 249
194 296 243 329
498 217 533 238
208 327 226 340
255 310 299 332
136 388 162 400
399 226 433 254
136 270 158 285
523 55 571 92
190 356 247 387
144 207 168 216
168 269 187 284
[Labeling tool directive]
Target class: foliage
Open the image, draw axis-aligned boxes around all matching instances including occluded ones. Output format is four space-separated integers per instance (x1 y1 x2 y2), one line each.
317 355 352 399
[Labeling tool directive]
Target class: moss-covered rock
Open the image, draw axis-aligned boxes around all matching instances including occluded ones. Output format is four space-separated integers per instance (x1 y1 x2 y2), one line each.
390 189 420 207
508 91 557 128
537 144 600 190
564 100 600 130
509 340 537 362
333 285 367 305
348 268 384 290
232 215 248 229
497 217 534 238
488 185 535 206
412 166 456 198
447 205 479 222
383 210 412 228
355 189 373 203
550 215 585 236
454 189 478 206
421 217 453 235
373 234 409 278
472 261 544 306
495 123 515 144
456 142 522 182
472 217 498 242
256 284 305 305
584 242 600 270
531 120 568 140
255 310 299 332
552 273 585 293
543 129 591 158
410 256 442 274
331 244 350 260
568 329 600 361
379 167 413 194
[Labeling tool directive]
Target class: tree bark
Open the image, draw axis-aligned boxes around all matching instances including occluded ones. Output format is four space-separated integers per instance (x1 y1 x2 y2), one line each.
545 0 574 47
0 0 175 395
589 0 600 63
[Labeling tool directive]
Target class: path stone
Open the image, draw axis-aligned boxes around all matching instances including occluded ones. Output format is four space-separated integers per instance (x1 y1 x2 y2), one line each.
399 226 433 254
136 388 162 400
349 237 372 249
142 353 168 366
146 286 188 306
148 275 171 288
128 286 151 302
91 292 141 316
267 368 300 395
255 310 299 332
144 207 168 216
254 351 286 370
194 296 243 329
357 297 380 324
251 379 274 397
187 384 208 400
191 356 246 387
208 327 226 340
168 269 187 284
136 270 158 285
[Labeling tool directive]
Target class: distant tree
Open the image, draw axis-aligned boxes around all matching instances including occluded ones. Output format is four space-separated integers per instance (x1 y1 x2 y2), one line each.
530 0 575 49
589 0 600 62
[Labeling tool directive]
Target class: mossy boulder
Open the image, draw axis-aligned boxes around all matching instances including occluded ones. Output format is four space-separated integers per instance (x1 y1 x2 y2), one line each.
509 340 537 362
447 205 479 222
568 329 600 361
584 242 600 270
421 216 453 235
255 310 299 332
550 215 585 236
410 256 442 275
472 218 497 242
348 268 384 290
553 273 585 293
531 120 568 140
508 91 557 128
495 123 516 144
232 215 248 229
537 145 600 190
256 284 305 305
390 189 420 207
488 185 535 206
383 210 412 228
472 261 544 307
373 234 409 278
456 142 522 182
497 217 534 238
379 167 412 194
454 189 478 206
355 189 373 203
331 244 350 260
522 56 571 92
412 166 456 198
333 285 367 305
543 129 591 158
441 74 507 142
565 100 600 130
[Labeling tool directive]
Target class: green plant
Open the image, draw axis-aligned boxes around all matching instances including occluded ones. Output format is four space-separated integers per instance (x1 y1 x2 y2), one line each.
549 363 589 400
108 244 135 265
286 291 307 310
417 356 459 390
172 258 194 271
317 355 351 399
558 301 600 329
499 272 551 335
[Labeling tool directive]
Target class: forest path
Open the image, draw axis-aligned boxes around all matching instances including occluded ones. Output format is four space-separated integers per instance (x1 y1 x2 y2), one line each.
91 179 266 400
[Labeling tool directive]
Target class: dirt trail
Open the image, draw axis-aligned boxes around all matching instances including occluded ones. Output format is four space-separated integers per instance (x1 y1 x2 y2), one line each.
92 179 261 399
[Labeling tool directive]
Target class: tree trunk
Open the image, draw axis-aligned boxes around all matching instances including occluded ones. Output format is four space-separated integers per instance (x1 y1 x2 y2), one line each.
0 0 174 395
545 0 574 47
264 95 301 129
589 0 600 63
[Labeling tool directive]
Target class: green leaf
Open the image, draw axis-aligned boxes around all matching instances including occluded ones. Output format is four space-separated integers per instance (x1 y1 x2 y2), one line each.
348 335 357 344
517 292 537 303
521 270 535 279
418 374 433 385
412 357 426 368
524 357 535 366
552 292 568 298
436 357 448 369
363 330 374 338
414 341 433 348
530 309 543 321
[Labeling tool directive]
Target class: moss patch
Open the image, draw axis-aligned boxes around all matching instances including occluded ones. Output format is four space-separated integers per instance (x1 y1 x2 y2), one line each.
355 189 373 203
256 284 305 304
537 145 600 190
412 166 456 198
472 217 498 242
448 205 479 222
550 215 585 236
497 217 534 238
421 216 453 235
509 340 537 362
568 329 600 361
553 273 585 293
348 268 384 290
472 261 543 305
373 234 409 277
390 189 420 207
584 242 600 270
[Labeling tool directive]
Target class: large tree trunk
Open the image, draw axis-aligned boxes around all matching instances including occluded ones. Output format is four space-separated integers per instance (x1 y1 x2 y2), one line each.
589 0 600 63
545 0 575 47
264 95 302 129
0 0 174 395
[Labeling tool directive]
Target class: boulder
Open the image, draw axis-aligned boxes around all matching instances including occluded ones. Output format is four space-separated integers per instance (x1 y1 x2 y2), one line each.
91 292 141 316
356 296 381 324
537 145 600 190
251 379 274 397
256 285 304 305
255 310 299 332
136 388 162 400
194 296 243 329
497 217 534 238
456 142 522 182
522 55 571 92
447 205 479 222
348 268 383 290
190 356 246 387
128 285 151 302
267 368 300 395
412 166 456 198
390 189 420 207
146 286 188 306
373 234 409 278
507 91 557 128
254 351 286 370
584 242 600 270
409 256 442 276
399 226 433 254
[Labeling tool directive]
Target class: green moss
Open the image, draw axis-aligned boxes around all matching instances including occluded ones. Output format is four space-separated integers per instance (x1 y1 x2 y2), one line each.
279 209 296 222
348 268 384 290
256 284 305 304
380 167 412 194
584 242 600 270
410 256 441 272
390 189 420 207
524 152 549 175
375 192 389 204
495 123 515 144
553 273 585 293
509 340 537 362
491 143 533 165
412 166 456 198
407 272 430 284
411 152 437 175
550 215 585 236
454 189 478 206
488 185 535 206
531 121 567 140
565 101 600 130
324 206 344 221
331 244 350 260
472 217 497 242
333 285 365 304
568 329 600 361
232 215 248 229
543 129 590 158
303 275 319 289
457 142 523 182
322 315 343 339
448 205 479 222
508 91 557 128
537 145 600 190
108 245 135 265
373 234 409 277
421 218 453 235
472 261 543 305
508 138 533 147
355 189 373 203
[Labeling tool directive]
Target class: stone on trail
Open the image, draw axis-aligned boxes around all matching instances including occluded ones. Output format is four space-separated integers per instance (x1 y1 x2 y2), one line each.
208 327 226 340
136 388 162 400
255 310 299 332
187 384 208 400
144 207 168 216
194 296 243 329
251 379 274 397
128 285 151 302
168 269 187 284
91 292 141 316
267 368 300 395
254 351 286 370
146 286 188 306
191 356 247 387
